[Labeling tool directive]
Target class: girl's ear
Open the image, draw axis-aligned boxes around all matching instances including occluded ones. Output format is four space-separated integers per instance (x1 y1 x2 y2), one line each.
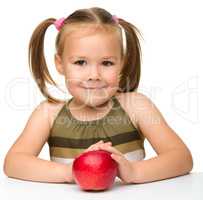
54 54 65 75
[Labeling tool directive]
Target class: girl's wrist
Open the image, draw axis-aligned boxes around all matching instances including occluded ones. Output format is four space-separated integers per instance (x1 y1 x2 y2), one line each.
62 163 75 183
131 160 141 183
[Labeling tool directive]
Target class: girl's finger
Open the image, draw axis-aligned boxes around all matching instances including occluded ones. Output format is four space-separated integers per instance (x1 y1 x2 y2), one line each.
105 141 112 145
84 145 95 152
99 145 123 156
84 140 110 153
111 153 124 163
89 140 103 148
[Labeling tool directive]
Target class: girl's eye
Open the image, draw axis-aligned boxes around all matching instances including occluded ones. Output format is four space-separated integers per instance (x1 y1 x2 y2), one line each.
74 60 87 66
102 61 114 66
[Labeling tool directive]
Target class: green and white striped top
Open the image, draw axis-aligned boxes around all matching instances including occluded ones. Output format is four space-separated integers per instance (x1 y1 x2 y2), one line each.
48 95 145 164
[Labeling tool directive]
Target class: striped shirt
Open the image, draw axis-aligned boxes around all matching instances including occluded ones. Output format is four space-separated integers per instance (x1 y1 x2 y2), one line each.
48 95 145 164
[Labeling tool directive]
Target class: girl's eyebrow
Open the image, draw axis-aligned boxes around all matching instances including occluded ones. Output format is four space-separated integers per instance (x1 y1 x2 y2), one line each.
102 56 118 60
68 56 118 60
68 56 86 60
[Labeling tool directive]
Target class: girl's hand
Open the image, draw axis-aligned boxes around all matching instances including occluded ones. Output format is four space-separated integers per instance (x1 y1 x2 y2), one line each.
84 140 112 153
98 144 135 184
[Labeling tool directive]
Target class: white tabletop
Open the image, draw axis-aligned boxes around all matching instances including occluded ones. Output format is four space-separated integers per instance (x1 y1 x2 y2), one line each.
1 172 202 200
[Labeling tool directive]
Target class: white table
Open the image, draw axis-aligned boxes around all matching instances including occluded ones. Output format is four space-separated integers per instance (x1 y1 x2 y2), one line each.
1 173 202 200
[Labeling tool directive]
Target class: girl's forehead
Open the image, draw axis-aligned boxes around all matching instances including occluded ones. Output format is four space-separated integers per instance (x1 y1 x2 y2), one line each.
62 24 121 56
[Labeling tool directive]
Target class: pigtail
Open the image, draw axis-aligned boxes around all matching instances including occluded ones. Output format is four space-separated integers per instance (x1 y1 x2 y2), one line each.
118 19 142 92
28 18 62 104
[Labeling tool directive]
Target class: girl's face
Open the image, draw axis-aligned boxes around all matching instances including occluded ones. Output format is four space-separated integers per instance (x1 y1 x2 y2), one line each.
55 25 123 108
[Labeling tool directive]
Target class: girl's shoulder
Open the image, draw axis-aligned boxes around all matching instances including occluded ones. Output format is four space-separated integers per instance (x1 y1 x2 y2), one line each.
115 91 152 128
115 91 152 111
40 99 66 129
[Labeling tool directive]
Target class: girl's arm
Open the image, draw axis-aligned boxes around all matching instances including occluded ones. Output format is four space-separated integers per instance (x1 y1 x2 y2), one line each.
129 92 193 183
3 101 74 183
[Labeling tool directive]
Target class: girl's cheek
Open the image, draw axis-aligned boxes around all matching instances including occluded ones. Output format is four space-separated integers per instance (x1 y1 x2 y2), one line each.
106 71 120 84
64 68 83 82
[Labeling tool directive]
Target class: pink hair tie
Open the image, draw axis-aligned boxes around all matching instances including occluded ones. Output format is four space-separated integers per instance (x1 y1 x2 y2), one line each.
112 15 119 24
54 17 65 31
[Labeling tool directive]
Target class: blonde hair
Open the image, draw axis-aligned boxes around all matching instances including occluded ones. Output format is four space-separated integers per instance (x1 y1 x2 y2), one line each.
28 7 142 103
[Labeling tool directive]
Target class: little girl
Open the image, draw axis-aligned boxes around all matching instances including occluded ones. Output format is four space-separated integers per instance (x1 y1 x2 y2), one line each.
4 7 193 184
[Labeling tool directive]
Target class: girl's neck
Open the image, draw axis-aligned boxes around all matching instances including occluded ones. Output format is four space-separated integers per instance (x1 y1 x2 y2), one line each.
71 97 112 114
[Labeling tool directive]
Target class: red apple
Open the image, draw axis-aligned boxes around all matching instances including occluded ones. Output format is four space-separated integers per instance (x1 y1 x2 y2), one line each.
72 150 118 191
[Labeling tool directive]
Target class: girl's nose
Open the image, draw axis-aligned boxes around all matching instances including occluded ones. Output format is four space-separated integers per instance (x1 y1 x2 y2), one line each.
88 66 101 80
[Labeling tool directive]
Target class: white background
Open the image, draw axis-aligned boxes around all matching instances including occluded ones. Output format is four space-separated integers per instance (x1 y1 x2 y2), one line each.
0 0 202 183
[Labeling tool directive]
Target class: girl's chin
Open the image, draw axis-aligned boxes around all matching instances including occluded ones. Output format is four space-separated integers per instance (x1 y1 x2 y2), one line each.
83 97 110 108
